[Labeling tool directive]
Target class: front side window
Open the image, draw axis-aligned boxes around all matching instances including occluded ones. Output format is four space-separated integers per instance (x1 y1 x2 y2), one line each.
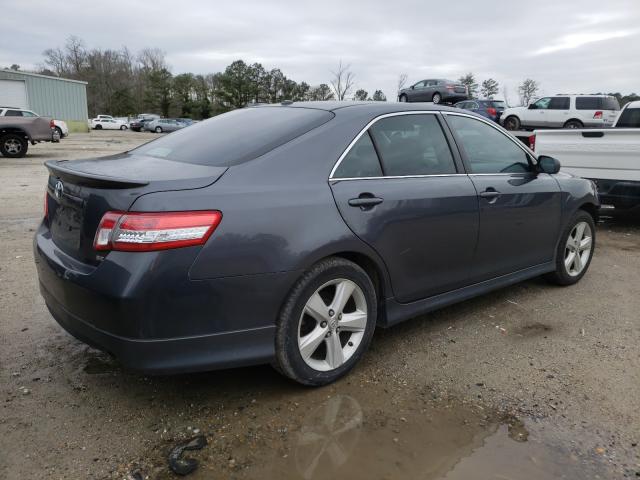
531 98 551 110
369 114 456 176
333 133 382 178
413 81 426 89
446 115 531 174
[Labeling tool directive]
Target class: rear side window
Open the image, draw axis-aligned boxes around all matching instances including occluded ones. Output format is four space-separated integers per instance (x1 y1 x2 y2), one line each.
446 115 531 174
549 97 570 110
133 107 334 166
369 114 457 176
616 108 640 128
333 133 383 178
5 110 22 116
575 97 619 110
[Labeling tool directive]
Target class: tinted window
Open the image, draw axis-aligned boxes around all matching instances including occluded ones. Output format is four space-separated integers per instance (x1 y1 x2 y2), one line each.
133 107 334 166
447 115 531 174
601 97 620 110
369 114 456 176
21 111 38 117
616 108 640 128
5 110 22 116
333 133 383 178
575 97 599 110
549 97 570 110
490 101 506 109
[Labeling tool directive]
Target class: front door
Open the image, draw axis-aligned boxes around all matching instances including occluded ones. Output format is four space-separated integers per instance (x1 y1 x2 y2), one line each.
330 113 479 303
443 113 562 282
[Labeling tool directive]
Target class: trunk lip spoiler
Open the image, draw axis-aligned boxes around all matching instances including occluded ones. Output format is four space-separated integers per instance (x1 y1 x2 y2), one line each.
45 160 150 188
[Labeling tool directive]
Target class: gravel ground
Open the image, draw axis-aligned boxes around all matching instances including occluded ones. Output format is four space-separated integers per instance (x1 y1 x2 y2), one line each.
0 131 639 479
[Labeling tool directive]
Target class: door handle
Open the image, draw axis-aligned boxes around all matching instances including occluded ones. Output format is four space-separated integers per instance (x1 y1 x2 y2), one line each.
479 189 501 202
348 194 383 210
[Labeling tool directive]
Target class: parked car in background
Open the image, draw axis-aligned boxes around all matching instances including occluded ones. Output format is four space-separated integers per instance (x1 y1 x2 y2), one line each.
533 125 640 211
177 118 194 126
614 100 640 128
501 95 620 131
398 79 468 104
35 102 598 386
454 99 506 123
129 118 153 132
0 115 58 157
0 107 68 141
90 118 128 130
144 118 186 133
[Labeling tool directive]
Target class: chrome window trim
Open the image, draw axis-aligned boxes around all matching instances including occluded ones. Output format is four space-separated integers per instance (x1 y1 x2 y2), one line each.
329 110 443 180
442 111 538 161
330 173 467 182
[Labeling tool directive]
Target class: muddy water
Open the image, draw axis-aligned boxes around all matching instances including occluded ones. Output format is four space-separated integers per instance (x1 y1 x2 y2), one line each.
134 377 606 480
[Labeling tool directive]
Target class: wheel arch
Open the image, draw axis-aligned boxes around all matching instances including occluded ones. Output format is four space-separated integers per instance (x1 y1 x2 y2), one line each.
564 118 584 128
0 128 30 141
578 202 599 223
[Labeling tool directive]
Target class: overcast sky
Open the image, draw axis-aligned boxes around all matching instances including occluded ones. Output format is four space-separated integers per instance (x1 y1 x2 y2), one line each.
2 0 639 104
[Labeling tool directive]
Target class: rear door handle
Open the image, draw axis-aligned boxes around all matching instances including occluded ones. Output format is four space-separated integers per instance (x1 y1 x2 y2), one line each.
348 195 383 209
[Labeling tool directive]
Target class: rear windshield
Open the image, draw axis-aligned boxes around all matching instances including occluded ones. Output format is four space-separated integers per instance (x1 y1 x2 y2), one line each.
490 101 506 108
576 96 620 111
616 108 640 128
132 107 334 166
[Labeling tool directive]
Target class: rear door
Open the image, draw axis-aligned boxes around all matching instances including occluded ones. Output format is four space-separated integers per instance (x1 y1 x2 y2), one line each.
330 112 479 303
443 113 562 282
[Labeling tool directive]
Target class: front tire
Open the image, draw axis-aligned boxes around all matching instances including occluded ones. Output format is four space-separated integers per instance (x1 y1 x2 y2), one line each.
155 126 163 133
0 133 28 158
546 210 595 285
94 124 102 130
120 125 127 130
399 94 408 103
432 93 442 104
274 257 377 386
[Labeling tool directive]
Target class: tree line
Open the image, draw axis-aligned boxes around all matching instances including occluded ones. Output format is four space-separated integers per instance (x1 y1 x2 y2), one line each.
31 36 389 119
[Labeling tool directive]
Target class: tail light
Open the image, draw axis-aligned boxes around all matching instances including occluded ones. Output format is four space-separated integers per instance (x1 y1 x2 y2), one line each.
529 134 536 151
49 119 55 129
44 191 49 220
487 107 497 116
593 111 603 119
94 211 222 252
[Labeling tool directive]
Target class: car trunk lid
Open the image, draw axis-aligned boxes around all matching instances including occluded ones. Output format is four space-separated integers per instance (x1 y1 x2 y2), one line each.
45 153 227 264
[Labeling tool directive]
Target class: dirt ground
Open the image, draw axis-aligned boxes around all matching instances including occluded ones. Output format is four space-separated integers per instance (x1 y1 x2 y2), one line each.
1 131 639 479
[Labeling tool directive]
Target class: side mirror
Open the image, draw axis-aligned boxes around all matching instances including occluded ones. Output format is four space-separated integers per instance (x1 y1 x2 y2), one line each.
538 155 561 174
528 103 536 109
411 85 415 90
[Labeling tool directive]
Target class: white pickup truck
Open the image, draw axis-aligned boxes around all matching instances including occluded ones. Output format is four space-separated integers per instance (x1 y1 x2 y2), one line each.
533 101 640 210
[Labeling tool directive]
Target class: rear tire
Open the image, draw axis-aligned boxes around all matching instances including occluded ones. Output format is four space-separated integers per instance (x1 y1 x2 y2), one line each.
120 125 127 130
545 210 595 286
95 124 102 130
274 257 377 386
155 126 163 133
564 119 583 129
0 133 28 158
54 126 63 142
504 115 521 131
432 93 442 104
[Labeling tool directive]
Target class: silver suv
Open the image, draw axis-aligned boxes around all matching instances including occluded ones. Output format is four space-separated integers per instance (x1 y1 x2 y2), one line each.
501 94 620 130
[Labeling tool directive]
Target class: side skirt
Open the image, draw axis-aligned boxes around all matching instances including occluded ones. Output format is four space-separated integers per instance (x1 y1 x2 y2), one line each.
381 262 555 328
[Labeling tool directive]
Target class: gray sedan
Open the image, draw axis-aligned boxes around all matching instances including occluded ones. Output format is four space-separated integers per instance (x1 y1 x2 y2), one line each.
144 118 186 133
398 79 468 104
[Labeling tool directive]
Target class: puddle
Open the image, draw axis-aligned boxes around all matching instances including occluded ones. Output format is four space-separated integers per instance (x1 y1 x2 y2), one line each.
139 381 607 480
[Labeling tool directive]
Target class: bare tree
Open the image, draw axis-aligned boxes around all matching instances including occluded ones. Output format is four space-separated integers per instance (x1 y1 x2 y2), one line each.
330 61 355 101
518 78 539 106
42 47 68 76
397 73 408 93
65 36 87 76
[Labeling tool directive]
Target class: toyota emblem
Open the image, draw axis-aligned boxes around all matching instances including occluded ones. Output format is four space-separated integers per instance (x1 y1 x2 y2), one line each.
54 180 64 199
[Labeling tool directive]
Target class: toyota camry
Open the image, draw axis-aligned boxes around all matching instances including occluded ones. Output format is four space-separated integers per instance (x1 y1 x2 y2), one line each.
34 102 599 386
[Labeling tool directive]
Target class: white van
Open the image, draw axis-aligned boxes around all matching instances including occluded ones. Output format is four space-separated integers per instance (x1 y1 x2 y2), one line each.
501 94 620 130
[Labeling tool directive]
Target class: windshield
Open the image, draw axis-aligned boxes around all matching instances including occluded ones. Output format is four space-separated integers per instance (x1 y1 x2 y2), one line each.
132 107 334 166
616 108 640 128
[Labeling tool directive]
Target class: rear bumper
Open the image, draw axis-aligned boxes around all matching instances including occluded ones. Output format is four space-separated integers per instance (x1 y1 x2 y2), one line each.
34 222 300 373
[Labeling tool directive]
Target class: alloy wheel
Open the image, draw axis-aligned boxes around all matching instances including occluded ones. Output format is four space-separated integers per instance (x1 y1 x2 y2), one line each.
298 279 368 372
4 138 22 155
564 221 592 276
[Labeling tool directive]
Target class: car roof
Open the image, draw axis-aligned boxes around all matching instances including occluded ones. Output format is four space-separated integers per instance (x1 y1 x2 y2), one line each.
624 100 640 108
250 101 461 115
